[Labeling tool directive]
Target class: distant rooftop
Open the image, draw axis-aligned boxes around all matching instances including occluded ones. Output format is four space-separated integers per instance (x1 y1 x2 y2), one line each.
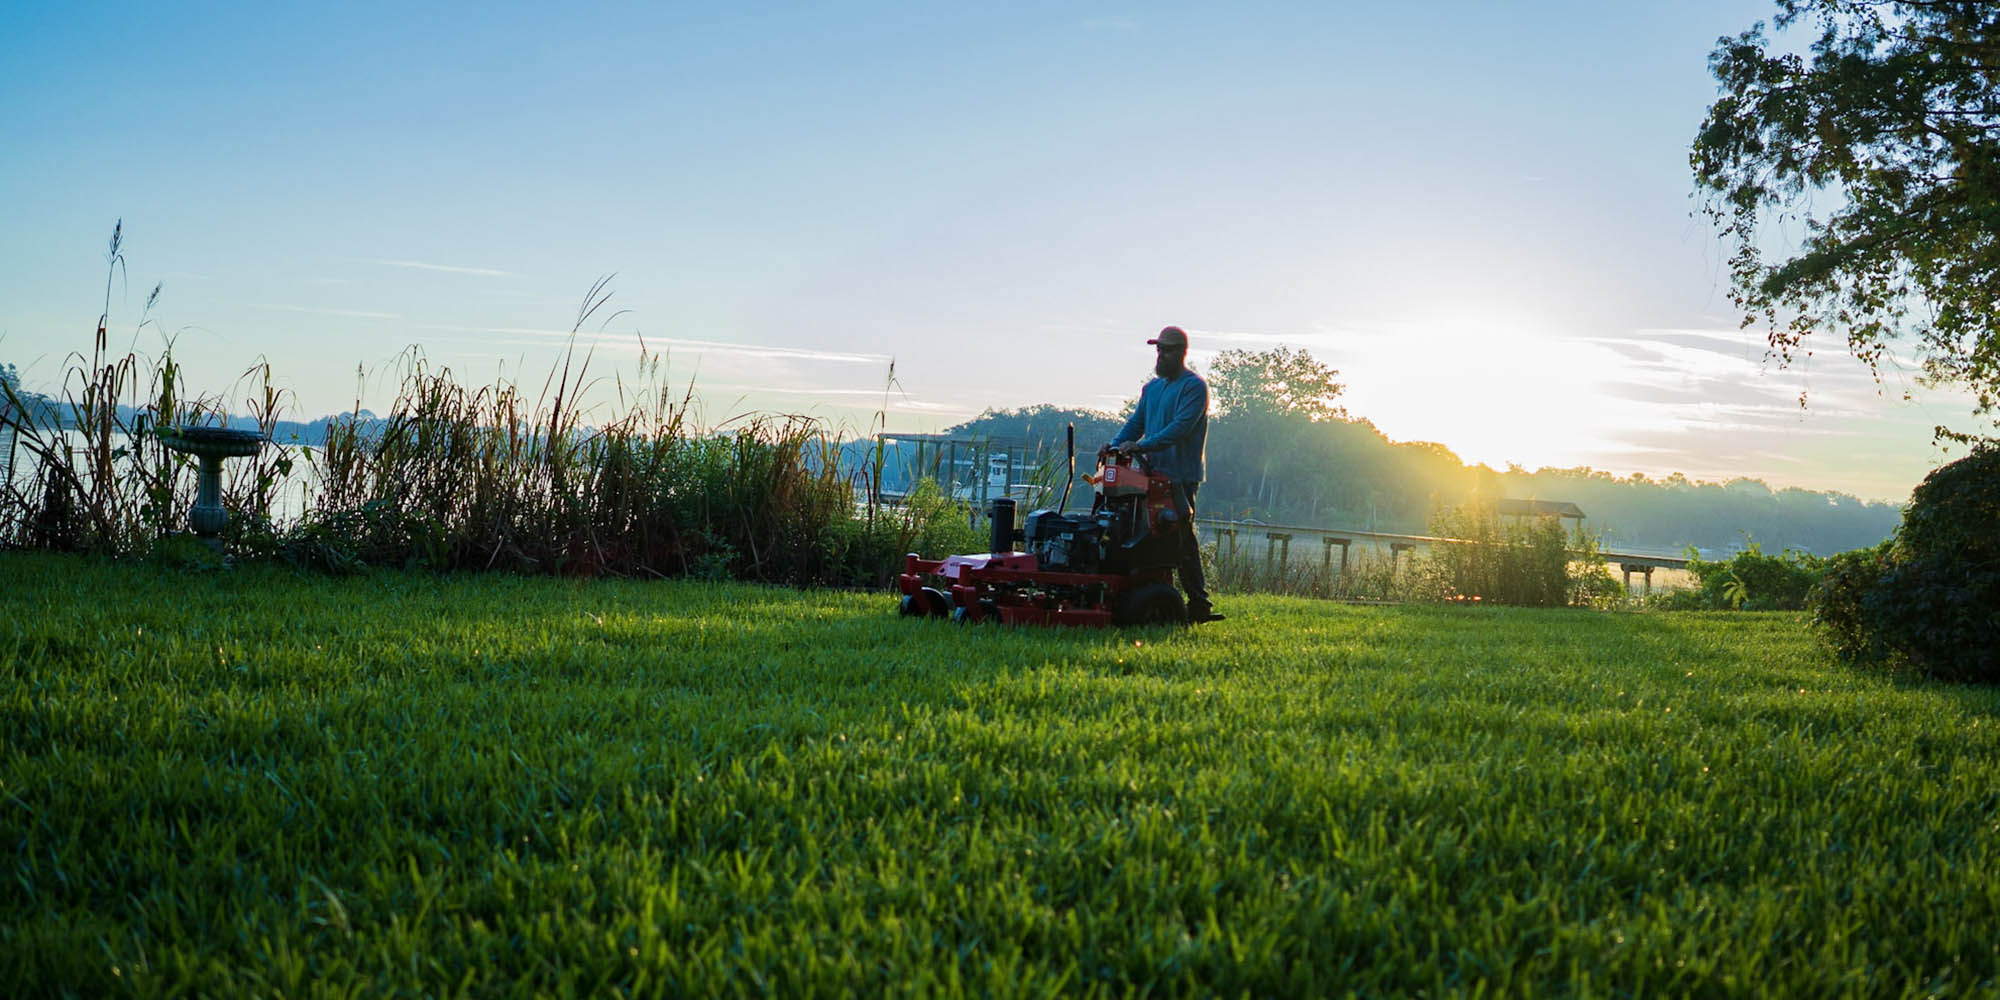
1498 498 1586 520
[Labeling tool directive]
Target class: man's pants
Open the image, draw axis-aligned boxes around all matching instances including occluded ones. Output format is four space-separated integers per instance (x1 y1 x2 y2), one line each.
1178 483 1210 610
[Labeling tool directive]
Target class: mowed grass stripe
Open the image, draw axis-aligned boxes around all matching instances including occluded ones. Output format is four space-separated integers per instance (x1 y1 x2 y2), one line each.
2 553 1996 997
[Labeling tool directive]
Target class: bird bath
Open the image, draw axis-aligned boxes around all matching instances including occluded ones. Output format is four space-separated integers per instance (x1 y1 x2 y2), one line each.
159 426 266 549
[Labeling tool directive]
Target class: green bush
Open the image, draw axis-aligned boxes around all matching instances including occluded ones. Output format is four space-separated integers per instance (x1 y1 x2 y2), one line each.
1676 542 1823 611
1810 446 2000 682
1421 498 1611 607
1803 540 1891 661
834 477 984 587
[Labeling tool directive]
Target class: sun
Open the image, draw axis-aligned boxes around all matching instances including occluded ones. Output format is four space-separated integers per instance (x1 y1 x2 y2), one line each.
1335 316 1640 471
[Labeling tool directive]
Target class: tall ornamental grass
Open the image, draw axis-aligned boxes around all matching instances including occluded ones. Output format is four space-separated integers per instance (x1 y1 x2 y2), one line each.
1206 541 1412 602
0 222 296 556
0 225 976 588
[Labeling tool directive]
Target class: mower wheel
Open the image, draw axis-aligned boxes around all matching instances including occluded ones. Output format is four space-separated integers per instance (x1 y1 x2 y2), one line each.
1113 582 1185 627
953 598 1001 625
899 587 951 618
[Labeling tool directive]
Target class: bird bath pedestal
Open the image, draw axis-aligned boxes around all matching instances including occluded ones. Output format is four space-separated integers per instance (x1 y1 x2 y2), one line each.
160 426 266 550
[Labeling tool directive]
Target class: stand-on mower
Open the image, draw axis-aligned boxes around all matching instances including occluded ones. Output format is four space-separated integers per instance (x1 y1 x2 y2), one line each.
897 424 1190 626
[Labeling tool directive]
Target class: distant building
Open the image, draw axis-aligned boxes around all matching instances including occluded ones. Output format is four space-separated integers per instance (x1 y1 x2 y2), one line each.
1496 498 1586 525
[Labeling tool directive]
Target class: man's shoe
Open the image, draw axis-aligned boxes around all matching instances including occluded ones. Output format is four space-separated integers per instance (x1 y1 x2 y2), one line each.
1188 605 1226 624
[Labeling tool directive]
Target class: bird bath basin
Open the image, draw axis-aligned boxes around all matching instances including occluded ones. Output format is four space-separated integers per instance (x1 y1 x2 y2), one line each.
159 426 266 546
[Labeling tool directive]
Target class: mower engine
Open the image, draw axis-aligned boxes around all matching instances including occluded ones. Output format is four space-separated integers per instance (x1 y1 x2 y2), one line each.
1022 456 1182 575
1022 508 1105 573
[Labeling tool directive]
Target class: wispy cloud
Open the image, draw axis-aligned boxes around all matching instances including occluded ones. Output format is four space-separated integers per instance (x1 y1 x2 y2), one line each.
414 324 894 366
1594 327 1944 418
1182 328 1304 348
697 382 976 419
645 335 892 366
717 385 905 398
376 258 510 277
247 303 401 320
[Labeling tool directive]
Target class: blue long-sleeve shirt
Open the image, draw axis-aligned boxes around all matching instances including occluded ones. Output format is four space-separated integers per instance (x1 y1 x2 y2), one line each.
1113 368 1209 485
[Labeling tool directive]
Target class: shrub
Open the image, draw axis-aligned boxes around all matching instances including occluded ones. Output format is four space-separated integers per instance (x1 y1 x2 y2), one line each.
1807 540 1892 662
1421 497 1611 607
1679 542 1823 611
1810 446 2000 682
1565 530 1627 609
839 477 985 585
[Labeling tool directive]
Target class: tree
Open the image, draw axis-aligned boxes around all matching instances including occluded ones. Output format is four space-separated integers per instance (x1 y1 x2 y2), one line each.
944 404 1123 453
1208 347 1347 422
1202 348 1348 517
1692 1 2000 440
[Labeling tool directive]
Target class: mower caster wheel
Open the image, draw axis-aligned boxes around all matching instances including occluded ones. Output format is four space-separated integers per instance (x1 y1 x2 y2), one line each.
951 599 1000 625
1113 582 1186 627
899 587 951 618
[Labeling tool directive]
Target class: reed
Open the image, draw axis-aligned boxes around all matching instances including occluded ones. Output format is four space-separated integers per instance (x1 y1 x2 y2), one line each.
0 223 300 554
0 229 982 587
1206 542 1413 602
292 340 880 583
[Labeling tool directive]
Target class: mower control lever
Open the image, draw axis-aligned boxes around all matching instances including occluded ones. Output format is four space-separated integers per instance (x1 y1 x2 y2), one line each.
1060 423 1076 512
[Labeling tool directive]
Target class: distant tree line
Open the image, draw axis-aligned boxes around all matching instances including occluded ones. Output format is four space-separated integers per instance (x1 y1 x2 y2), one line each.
0 382 388 449
946 348 1903 556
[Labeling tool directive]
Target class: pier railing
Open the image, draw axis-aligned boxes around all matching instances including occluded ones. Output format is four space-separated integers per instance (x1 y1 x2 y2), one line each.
1196 517 1690 596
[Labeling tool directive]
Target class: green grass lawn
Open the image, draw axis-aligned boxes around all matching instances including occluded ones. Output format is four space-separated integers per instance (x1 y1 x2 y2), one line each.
4 553 1997 997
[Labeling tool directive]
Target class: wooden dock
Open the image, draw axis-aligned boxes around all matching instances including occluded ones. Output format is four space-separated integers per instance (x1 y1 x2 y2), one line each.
1195 517 1690 594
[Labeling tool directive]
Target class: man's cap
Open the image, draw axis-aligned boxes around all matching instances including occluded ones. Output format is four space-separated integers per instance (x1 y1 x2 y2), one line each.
1147 326 1189 350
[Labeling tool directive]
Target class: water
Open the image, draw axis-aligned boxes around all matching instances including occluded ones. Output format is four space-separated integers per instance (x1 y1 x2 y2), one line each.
3 428 320 527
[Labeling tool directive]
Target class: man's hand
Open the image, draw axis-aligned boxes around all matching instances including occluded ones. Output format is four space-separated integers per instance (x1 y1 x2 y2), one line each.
1115 441 1141 458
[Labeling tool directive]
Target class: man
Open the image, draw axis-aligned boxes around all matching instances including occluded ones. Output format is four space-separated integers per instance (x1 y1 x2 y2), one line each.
1101 325 1223 623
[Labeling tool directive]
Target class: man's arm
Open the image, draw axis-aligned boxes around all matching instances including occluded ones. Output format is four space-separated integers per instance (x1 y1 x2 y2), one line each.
1134 377 1206 452
1107 384 1150 454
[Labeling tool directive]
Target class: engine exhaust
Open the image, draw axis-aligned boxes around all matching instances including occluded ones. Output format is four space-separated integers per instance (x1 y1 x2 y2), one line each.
990 497 1016 554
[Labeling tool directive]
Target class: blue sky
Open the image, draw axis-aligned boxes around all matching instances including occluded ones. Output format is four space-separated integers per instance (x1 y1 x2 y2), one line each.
0 1 1974 501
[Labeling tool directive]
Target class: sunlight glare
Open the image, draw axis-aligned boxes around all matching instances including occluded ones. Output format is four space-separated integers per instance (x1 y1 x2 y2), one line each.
1335 316 1648 471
